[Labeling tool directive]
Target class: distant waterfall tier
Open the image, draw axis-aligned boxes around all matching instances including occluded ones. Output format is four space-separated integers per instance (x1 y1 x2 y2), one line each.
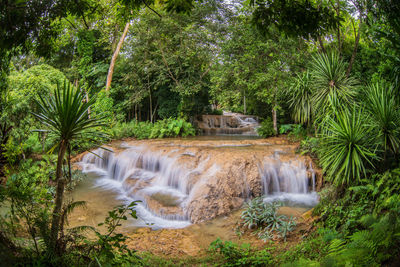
196 113 260 136
78 139 320 228
260 158 318 206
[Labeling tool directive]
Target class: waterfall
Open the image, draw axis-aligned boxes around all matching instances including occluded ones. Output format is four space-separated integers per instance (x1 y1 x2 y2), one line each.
196 113 260 136
79 147 199 229
260 158 318 207
78 144 319 228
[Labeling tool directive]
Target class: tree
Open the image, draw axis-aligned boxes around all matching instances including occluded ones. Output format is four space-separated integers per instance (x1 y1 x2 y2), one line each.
249 0 341 40
33 81 105 255
104 0 196 92
211 10 308 130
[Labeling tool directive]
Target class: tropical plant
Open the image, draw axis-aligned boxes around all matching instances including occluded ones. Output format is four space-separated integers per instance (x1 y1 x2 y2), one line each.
240 198 296 241
311 52 358 122
317 108 378 185
288 71 313 126
363 80 400 154
257 118 276 137
33 81 106 255
209 238 274 267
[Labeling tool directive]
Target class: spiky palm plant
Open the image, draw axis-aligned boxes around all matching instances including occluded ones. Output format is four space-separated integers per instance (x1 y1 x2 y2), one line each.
33 81 105 254
288 71 313 126
318 109 378 185
311 52 358 122
364 80 400 154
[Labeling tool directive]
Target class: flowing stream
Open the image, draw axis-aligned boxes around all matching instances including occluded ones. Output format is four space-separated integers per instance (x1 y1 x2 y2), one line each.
76 138 319 229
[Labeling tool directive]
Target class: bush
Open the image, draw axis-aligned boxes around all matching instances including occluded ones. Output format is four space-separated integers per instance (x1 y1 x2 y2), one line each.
317 109 379 185
110 118 196 140
314 167 400 234
298 136 319 158
257 118 276 137
240 198 296 241
209 238 274 266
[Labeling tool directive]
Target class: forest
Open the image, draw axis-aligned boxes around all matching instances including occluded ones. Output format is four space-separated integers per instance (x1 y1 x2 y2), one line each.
0 0 399 266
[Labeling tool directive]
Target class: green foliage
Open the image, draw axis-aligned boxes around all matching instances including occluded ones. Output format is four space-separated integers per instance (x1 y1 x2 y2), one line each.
363 79 400 154
150 118 196 138
33 81 107 146
279 124 306 139
320 205 400 266
111 118 195 140
3 64 66 145
257 118 275 137
298 137 319 159
240 198 296 241
88 201 143 266
249 0 341 40
315 167 400 236
1 172 143 266
209 238 274 267
0 159 54 261
1 137 24 166
91 90 116 124
288 71 313 125
278 228 339 264
317 109 378 185
33 80 107 257
310 52 357 122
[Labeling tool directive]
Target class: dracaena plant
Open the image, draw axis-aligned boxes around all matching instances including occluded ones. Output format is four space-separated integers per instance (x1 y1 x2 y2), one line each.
33 81 106 255
363 80 400 155
318 108 379 185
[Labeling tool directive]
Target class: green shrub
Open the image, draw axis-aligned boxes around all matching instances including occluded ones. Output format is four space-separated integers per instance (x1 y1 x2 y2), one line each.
278 228 337 264
209 238 274 266
315 167 400 234
298 136 319 158
363 80 400 154
317 108 379 185
257 118 276 137
110 118 195 140
240 198 296 241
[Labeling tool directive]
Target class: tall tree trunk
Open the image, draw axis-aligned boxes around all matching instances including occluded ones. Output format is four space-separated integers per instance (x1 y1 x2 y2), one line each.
346 21 362 77
272 107 277 135
49 140 67 254
272 86 278 135
149 93 153 123
105 22 130 91
85 90 91 119
317 36 326 54
135 104 138 121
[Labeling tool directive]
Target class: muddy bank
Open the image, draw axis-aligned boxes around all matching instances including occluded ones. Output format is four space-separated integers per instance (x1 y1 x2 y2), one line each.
125 206 313 258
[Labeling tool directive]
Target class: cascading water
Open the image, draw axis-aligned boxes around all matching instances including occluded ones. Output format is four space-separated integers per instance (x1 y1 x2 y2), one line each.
260 157 318 207
77 139 320 229
196 112 260 136
79 146 201 229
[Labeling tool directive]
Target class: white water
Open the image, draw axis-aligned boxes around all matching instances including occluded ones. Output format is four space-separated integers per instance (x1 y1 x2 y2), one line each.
260 157 318 207
79 147 196 229
79 146 318 229
199 112 260 136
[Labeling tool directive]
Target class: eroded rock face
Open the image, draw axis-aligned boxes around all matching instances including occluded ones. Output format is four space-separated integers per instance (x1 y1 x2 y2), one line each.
79 137 319 225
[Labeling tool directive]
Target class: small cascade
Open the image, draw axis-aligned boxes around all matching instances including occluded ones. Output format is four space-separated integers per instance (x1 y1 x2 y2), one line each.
260 158 318 206
196 112 260 136
79 147 202 228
